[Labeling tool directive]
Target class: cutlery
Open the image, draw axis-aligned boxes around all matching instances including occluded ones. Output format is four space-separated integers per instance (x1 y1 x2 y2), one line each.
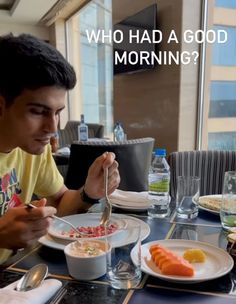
49 286 67 304
100 167 112 226
27 203 89 237
16 264 48 291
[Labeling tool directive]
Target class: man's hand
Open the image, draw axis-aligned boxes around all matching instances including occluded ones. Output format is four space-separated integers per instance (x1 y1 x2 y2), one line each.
0 199 56 250
84 152 120 199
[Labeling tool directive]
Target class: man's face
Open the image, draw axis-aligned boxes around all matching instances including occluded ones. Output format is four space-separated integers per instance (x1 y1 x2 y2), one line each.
0 86 66 154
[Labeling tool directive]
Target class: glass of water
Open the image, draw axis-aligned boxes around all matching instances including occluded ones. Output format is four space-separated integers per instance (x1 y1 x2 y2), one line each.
220 171 236 231
176 176 200 219
106 223 141 289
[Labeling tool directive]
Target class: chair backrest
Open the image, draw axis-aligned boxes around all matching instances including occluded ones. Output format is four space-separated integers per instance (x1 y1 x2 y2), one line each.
65 138 155 192
168 150 236 198
58 120 104 147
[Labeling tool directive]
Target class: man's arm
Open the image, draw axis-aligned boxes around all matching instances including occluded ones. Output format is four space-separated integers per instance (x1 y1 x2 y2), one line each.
47 152 120 216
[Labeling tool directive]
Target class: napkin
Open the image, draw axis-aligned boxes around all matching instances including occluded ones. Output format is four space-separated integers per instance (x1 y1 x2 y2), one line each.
0 278 62 304
56 146 70 155
110 189 150 207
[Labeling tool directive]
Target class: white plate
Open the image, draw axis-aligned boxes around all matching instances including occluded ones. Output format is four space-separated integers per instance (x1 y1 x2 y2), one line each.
39 234 70 250
48 213 127 241
131 239 233 283
112 203 151 212
112 197 171 212
39 214 150 250
110 190 151 211
198 195 221 215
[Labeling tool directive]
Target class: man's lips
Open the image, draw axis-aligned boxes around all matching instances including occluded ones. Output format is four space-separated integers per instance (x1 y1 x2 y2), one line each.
35 138 51 144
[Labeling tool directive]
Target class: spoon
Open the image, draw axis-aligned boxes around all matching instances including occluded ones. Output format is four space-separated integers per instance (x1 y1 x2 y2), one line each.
100 167 112 226
27 203 89 237
16 264 48 291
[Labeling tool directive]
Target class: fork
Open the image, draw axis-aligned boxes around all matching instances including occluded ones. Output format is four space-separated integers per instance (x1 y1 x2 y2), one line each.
27 203 88 237
100 167 112 226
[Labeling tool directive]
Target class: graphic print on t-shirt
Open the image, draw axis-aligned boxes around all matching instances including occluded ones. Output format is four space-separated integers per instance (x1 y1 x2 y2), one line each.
0 168 22 215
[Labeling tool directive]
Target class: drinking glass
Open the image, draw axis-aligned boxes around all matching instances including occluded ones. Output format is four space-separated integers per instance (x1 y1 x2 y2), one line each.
220 171 236 231
176 176 200 219
106 223 141 289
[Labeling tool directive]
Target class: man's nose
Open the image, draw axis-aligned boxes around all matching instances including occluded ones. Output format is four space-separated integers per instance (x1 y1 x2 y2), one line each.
44 115 58 133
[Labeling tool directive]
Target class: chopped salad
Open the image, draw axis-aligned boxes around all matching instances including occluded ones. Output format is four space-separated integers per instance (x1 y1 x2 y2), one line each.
61 223 118 238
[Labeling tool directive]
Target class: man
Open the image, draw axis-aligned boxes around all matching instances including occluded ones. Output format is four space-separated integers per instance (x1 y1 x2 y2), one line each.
0 34 120 263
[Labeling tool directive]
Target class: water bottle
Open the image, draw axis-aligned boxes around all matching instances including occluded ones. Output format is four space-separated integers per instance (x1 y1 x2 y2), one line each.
148 148 170 218
78 114 88 141
113 122 125 142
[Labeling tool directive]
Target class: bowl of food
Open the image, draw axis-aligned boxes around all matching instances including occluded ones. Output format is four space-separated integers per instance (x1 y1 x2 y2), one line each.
49 213 126 241
64 239 110 281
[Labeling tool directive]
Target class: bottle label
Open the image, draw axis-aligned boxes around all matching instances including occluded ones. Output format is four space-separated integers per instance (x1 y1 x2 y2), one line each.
79 126 88 141
148 174 170 193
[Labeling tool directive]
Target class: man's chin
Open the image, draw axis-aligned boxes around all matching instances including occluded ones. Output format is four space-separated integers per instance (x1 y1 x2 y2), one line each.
21 145 46 155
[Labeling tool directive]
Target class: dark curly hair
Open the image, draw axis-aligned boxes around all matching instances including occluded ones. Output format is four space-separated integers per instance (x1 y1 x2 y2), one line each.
0 33 76 106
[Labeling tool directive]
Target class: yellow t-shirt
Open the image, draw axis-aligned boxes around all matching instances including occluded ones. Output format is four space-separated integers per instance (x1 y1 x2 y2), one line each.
0 144 64 264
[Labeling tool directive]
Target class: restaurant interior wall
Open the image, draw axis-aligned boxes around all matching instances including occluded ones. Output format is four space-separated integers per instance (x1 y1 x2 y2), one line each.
113 0 200 154
0 22 49 40
0 0 56 40
53 0 200 151
0 0 201 153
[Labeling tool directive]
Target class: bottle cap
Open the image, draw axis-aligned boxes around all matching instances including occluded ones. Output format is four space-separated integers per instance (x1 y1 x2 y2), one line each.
80 114 85 123
155 148 166 156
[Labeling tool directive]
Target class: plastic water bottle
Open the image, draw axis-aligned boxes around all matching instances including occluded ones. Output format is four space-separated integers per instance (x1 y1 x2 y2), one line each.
113 122 125 142
78 114 88 141
148 148 170 218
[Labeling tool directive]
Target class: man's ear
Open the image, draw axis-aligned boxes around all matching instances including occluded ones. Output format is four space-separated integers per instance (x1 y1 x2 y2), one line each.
0 96 6 118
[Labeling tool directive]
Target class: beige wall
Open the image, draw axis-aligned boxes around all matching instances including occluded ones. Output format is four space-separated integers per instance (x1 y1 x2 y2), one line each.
0 22 49 40
113 0 201 154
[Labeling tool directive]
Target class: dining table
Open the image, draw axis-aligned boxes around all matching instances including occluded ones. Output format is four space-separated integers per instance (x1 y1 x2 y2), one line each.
1 201 236 304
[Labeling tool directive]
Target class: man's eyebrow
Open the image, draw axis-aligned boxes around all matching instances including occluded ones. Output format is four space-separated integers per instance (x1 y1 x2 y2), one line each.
26 103 65 111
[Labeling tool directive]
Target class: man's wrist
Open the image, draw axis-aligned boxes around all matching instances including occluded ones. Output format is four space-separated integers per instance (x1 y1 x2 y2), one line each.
80 188 100 205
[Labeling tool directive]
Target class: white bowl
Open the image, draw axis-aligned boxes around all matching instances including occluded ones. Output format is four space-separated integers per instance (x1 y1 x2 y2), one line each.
64 240 109 281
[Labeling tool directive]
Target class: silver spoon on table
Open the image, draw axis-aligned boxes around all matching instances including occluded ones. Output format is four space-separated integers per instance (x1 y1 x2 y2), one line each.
16 264 48 291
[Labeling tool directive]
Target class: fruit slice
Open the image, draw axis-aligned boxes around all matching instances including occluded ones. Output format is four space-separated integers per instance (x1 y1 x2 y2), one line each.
183 248 206 263
149 244 194 277
161 259 194 276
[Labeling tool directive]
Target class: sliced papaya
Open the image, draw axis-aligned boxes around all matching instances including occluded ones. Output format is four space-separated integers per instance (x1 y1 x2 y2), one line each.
149 243 195 277
161 260 194 276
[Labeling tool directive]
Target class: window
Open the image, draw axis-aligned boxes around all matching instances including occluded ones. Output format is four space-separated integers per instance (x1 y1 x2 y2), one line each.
66 0 113 136
212 26 236 66
200 0 236 150
208 132 236 150
209 81 236 117
215 0 236 9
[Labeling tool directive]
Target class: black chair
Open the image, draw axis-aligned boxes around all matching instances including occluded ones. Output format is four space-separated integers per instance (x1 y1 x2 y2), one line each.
56 121 104 179
168 150 236 198
58 120 104 148
65 138 155 191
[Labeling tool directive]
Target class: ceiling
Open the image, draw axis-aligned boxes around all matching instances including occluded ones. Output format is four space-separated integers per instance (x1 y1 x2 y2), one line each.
0 0 59 24
0 0 15 10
